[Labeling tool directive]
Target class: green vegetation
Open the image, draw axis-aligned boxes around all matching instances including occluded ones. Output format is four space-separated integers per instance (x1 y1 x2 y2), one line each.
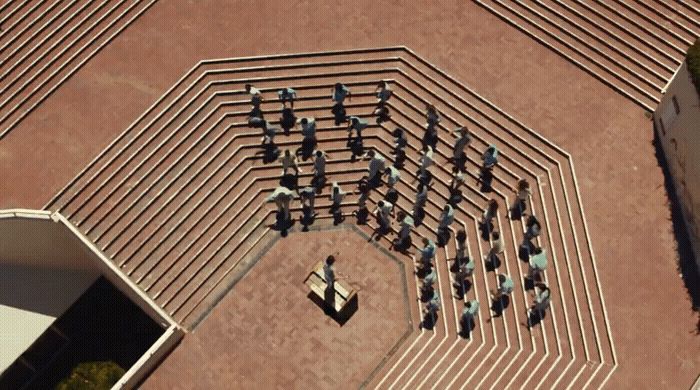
686 38 700 98
56 361 125 390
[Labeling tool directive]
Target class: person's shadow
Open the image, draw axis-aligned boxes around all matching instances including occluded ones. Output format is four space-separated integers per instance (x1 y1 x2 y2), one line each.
413 207 426 227
273 211 295 237
300 207 316 232
421 312 438 330
261 144 280 164
393 150 406 169
485 255 501 272
453 279 472 300
477 168 494 192
459 317 476 339
354 207 369 225
479 222 494 241
280 174 298 190
526 308 547 329
491 295 510 318
436 228 451 247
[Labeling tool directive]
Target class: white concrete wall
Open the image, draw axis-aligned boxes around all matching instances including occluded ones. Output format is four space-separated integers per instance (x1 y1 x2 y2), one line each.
0 210 184 386
655 62 700 270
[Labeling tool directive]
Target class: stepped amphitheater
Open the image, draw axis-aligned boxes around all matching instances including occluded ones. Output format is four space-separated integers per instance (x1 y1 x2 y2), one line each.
1 1 699 389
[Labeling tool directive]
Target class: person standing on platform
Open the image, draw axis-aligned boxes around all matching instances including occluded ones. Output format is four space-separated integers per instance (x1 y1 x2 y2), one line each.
525 214 542 240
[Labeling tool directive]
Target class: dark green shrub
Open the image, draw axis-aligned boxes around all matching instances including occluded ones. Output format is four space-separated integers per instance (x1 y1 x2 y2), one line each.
55 361 125 390
686 38 700 98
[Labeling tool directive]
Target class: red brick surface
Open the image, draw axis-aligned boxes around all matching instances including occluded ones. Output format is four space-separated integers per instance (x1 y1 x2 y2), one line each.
142 226 413 389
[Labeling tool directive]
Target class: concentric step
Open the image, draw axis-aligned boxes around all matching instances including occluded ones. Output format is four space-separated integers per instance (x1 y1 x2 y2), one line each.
44 47 616 389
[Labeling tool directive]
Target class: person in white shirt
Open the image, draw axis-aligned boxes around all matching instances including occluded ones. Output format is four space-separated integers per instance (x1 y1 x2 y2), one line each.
419 146 434 177
245 84 262 107
330 182 346 211
265 186 294 223
280 149 302 176
395 211 414 249
363 150 386 184
374 200 394 230
383 166 401 188
278 87 297 108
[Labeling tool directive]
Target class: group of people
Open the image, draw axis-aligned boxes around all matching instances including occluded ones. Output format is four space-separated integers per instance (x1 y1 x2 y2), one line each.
251 80 552 331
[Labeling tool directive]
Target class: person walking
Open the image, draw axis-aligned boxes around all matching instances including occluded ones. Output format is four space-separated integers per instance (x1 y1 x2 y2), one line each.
312 150 329 186
452 126 471 164
281 149 302 176
383 166 401 188
481 144 499 169
330 182 346 212
347 115 369 140
395 211 414 249
485 231 505 267
245 83 263 108
363 150 386 185
266 186 294 223
513 179 532 215
491 274 515 301
528 247 548 280
300 117 317 145
375 80 392 104
374 200 394 231
332 82 351 104
278 87 297 108
417 237 437 271
298 186 317 219
438 204 455 232
461 300 479 335
480 199 499 228
525 214 542 239
455 229 467 263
